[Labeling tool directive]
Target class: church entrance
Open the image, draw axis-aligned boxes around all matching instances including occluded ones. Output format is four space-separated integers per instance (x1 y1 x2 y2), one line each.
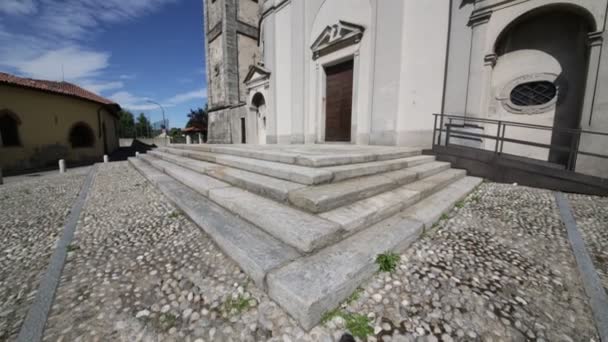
325 60 353 142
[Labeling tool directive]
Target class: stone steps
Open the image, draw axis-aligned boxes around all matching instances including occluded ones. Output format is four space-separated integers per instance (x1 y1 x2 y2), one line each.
156 146 435 187
267 175 483 330
149 150 306 202
288 161 451 213
157 147 333 185
127 157 301 289
139 153 345 253
130 145 482 332
319 168 466 233
168 144 421 167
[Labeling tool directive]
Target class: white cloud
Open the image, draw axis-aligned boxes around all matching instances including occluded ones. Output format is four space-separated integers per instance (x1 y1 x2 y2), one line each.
0 0 37 16
167 89 207 104
81 80 124 94
119 74 136 80
10 46 110 81
111 88 207 110
35 0 178 39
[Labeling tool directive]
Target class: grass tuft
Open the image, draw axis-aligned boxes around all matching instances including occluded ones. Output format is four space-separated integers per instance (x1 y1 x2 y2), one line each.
321 309 373 339
158 313 177 331
224 294 253 315
376 251 400 273
346 287 363 304
67 244 80 252
168 211 180 219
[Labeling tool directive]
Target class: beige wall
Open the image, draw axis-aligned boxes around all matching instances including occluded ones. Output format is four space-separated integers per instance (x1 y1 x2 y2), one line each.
0 84 119 174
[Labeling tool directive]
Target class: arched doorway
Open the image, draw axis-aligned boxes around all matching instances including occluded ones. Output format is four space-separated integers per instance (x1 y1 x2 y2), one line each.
0 110 21 147
252 92 267 145
69 122 95 148
493 6 594 167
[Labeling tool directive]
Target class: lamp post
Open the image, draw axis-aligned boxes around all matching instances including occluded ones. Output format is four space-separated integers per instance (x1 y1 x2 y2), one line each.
146 100 167 145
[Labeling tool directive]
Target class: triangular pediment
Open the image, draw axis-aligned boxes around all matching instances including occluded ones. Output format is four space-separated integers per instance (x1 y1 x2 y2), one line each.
244 64 271 85
311 21 365 60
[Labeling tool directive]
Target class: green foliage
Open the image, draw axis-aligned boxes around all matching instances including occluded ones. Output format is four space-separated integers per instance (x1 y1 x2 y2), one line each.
376 251 400 273
168 211 180 219
346 287 363 304
469 194 481 204
224 295 253 315
186 106 209 141
67 244 80 252
118 110 135 138
135 113 153 138
158 313 177 331
455 200 465 209
320 309 373 339
440 213 449 221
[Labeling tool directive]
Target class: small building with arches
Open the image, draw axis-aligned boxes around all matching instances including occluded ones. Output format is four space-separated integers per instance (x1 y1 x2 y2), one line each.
0 72 121 175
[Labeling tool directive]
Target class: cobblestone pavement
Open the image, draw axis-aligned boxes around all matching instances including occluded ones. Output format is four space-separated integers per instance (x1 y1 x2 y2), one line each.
0 172 86 341
566 193 608 292
336 183 600 342
25 162 603 341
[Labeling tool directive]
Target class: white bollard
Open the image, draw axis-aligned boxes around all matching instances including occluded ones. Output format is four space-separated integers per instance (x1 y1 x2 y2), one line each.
136 152 140 157
186 135 192 145
198 133 203 144
103 155 109 163
59 159 66 173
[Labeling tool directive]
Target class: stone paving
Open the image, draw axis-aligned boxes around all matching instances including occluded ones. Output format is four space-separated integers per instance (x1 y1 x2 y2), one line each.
0 172 86 341
3 162 604 342
566 193 608 292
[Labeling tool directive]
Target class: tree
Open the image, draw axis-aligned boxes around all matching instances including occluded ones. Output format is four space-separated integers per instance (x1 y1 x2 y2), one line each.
186 106 208 141
118 110 135 138
135 113 152 138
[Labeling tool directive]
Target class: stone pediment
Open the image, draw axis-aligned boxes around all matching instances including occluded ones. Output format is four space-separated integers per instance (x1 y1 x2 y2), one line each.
244 64 271 85
311 21 365 60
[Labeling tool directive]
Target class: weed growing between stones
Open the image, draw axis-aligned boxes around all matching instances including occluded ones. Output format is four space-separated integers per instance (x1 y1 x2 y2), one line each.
223 294 253 315
376 252 400 273
66 244 80 252
321 309 373 339
158 312 178 331
346 287 363 304
168 211 181 219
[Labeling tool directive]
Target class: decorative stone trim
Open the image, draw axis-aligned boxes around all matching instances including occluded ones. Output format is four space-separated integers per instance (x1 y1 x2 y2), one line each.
311 21 365 61
588 31 604 47
468 10 492 27
497 73 560 114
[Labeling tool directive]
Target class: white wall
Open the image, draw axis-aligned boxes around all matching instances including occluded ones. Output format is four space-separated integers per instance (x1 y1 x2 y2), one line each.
395 0 450 148
274 4 293 143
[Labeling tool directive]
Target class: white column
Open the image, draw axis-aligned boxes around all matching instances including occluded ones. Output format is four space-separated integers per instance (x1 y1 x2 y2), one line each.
186 135 192 145
198 133 203 144
59 159 66 173
103 155 109 163
464 12 492 119
580 31 604 128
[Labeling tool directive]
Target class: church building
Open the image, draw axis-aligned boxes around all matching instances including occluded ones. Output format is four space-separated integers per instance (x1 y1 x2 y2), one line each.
203 0 608 177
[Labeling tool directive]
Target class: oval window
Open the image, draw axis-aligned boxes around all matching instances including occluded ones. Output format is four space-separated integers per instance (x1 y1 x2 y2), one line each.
510 81 557 107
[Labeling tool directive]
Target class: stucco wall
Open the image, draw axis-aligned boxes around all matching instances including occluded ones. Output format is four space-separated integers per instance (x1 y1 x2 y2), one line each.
208 37 226 105
237 34 260 102
238 0 259 27
0 84 118 174
207 0 223 30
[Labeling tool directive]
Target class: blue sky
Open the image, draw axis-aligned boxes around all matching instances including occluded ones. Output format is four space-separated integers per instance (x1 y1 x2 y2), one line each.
0 0 207 129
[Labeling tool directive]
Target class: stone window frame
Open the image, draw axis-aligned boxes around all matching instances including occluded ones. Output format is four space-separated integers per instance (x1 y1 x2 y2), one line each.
498 73 561 114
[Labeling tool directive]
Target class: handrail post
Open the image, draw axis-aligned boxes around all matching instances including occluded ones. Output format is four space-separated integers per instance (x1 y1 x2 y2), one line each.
432 114 438 147
495 121 502 153
500 124 506 154
438 113 445 146
446 118 452 146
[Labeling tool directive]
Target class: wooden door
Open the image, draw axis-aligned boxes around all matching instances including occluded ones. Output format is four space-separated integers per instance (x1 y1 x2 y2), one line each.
325 60 353 142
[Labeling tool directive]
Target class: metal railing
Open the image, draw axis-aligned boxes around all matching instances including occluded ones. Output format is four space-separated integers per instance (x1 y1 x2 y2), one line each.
432 113 608 171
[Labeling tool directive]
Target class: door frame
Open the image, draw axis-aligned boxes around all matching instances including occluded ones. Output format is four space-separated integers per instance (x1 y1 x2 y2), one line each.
315 44 360 144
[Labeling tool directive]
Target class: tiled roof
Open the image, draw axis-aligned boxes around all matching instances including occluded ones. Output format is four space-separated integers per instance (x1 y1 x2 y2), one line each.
0 72 118 107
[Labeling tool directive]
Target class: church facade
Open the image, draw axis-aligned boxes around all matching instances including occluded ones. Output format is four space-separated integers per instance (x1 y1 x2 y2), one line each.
203 0 608 176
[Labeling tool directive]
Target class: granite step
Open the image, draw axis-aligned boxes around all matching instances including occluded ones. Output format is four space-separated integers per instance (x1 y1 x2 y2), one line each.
157 147 333 185
288 161 451 213
168 144 421 167
323 155 435 182
128 157 301 288
149 150 306 202
139 154 344 254
319 168 466 233
157 147 434 186
209 187 344 253
266 175 482 330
